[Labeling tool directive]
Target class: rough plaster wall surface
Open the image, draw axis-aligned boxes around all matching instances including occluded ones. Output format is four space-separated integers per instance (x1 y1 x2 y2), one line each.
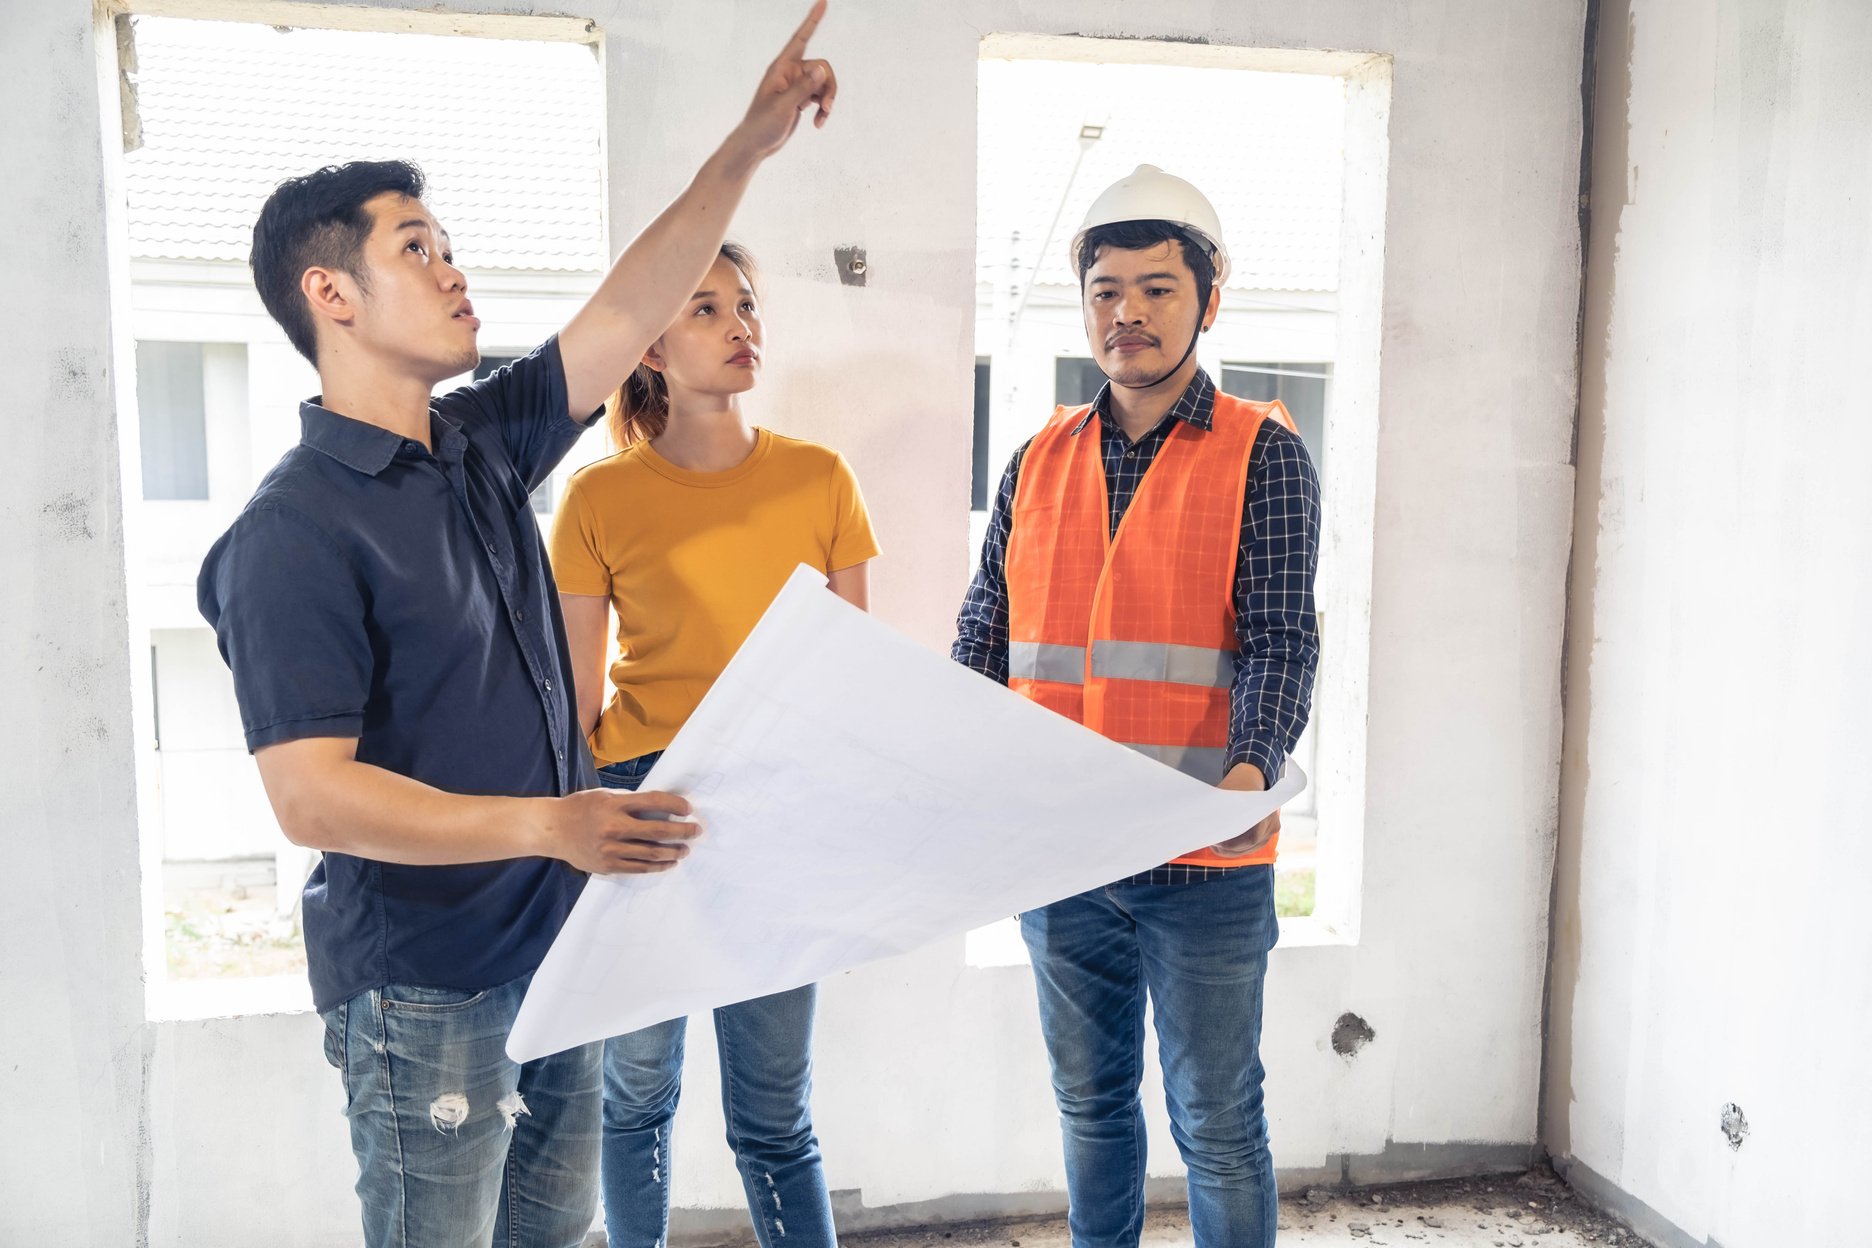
6 0 1585 1241
0 3 150 1245
1549 1 1872 1244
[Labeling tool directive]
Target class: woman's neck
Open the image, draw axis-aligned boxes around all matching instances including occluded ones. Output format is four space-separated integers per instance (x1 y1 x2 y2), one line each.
651 391 757 472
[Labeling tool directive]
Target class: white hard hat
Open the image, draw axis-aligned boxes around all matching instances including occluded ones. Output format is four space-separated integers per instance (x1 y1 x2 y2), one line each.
1070 164 1230 287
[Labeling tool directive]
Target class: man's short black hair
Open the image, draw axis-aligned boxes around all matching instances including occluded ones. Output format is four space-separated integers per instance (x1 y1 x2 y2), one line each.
1074 219 1218 309
250 160 427 365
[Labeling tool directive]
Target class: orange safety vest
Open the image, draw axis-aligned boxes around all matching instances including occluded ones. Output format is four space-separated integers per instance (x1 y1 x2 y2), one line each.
1006 390 1296 868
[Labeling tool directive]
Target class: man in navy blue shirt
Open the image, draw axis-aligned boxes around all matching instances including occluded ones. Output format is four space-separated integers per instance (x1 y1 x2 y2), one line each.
197 8 839 1244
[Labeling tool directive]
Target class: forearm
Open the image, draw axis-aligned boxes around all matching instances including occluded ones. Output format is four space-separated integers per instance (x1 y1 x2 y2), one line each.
1230 423 1321 775
557 591 611 739
262 753 553 866
599 137 760 314
1226 644 1317 775
828 561 870 611
953 448 1021 683
951 612 1009 684
558 134 763 417
952 556 1010 683
576 687 603 740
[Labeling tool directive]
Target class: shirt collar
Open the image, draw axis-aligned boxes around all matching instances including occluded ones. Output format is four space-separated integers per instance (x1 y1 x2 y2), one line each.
299 400 466 476
1070 366 1217 437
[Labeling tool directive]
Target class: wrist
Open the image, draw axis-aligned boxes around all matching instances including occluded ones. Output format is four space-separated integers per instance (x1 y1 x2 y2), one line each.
1221 761 1267 791
1230 739 1284 787
516 796 561 861
712 127 766 180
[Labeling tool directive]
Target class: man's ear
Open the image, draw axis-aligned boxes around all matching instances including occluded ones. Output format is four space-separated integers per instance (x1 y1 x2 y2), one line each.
301 266 360 337
1201 285 1221 332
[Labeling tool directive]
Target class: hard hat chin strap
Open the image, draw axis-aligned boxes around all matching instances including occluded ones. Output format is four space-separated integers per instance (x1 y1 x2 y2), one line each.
1110 318 1205 391
1085 248 1213 391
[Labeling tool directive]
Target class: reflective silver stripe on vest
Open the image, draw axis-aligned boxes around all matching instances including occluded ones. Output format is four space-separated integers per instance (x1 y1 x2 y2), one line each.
1008 641 1088 685
1120 742 1231 784
1091 640 1236 689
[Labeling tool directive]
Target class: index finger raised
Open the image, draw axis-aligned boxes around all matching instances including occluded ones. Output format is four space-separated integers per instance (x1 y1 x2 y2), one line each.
774 0 826 65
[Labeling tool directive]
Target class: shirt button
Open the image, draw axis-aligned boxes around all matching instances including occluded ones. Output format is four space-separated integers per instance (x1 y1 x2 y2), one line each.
556 748 565 762
513 607 526 622
543 678 553 692
486 543 496 556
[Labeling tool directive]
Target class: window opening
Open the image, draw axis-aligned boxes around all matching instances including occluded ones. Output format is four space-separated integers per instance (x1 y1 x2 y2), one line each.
112 12 605 1014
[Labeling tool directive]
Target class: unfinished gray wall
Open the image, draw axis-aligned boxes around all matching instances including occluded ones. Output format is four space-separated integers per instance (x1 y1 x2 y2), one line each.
0 4 149 1245
1547 1 1871 1244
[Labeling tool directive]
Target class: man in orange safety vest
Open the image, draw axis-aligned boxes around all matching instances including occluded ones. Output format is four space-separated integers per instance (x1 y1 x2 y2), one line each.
953 165 1322 1248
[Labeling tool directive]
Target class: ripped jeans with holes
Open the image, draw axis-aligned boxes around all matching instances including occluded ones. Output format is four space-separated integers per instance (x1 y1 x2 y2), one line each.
597 752 839 1248
320 973 603 1248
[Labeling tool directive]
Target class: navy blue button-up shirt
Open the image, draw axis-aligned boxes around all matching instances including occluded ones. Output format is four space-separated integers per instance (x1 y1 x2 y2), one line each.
198 338 600 1012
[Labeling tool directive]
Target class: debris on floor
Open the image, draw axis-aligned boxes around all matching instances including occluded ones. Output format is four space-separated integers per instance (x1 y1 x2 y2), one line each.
833 1167 1648 1248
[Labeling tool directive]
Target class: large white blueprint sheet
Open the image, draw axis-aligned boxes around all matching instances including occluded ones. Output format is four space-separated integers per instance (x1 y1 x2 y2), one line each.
507 565 1305 1062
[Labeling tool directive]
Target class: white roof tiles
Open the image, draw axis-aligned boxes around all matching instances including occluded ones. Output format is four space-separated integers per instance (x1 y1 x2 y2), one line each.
977 59 1345 293
125 17 605 272
124 22 1343 291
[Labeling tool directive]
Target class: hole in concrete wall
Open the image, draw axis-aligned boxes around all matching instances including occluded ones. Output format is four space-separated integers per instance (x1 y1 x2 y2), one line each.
1331 1010 1376 1057
834 245 868 286
1719 1102 1749 1150
106 12 606 1017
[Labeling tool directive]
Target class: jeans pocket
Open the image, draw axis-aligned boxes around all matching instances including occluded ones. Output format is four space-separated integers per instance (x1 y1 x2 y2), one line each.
598 751 662 793
380 982 495 1013
320 1001 347 1071
320 1000 355 1113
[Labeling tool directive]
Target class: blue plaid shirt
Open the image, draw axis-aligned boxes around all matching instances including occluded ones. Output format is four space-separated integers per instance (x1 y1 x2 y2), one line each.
952 368 1321 882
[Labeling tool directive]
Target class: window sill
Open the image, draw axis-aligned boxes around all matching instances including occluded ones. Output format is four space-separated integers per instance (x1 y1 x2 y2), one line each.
148 972 314 1022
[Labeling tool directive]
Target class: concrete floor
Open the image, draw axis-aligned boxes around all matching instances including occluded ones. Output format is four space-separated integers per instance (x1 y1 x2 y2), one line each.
841 1169 1649 1248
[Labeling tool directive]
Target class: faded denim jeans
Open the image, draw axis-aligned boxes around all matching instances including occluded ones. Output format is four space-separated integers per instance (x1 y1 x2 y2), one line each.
597 752 838 1248
1020 865 1280 1248
320 973 602 1247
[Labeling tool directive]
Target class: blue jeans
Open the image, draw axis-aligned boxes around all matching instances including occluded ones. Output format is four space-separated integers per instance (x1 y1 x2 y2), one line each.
319 973 602 1248
597 753 837 1248
1020 866 1280 1248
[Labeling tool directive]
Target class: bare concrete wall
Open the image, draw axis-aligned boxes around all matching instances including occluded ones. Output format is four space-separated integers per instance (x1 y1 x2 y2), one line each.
0 4 150 1245
1547 1 1872 1243
5 1 1588 1242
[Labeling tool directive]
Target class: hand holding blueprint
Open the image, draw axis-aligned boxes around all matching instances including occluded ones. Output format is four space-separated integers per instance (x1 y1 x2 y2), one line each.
507 565 1305 1062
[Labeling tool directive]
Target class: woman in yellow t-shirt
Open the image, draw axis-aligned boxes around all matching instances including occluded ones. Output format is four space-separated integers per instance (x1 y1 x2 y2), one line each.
549 242 875 1248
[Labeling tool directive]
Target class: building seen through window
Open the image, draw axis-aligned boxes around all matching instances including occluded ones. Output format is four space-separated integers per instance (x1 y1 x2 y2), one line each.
1221 363 1330 476
135 341 211 501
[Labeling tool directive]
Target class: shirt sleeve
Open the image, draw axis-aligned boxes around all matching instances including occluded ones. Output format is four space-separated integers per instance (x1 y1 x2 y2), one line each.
437 336 601 494
1227 421 1323 778
546 473 613 598
825 453 882 572
197 503 372 752
951 441 1028 685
